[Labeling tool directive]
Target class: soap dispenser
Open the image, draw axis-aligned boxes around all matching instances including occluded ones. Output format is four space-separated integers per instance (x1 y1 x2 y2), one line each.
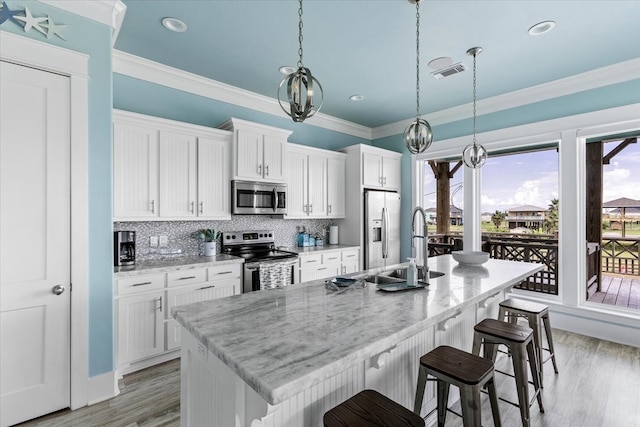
407 257 418 286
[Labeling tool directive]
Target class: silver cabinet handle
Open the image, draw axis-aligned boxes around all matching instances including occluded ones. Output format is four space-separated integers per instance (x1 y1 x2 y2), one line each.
178 276 196 280
199 201 204 214
190 201 195 214
318 267 327 271
265 164 269 176
151 200 155 214
309 203 313 214
158 296 163 312
306 259 318 263
383 176 387 185
132 281 152 287
52 285 65 295
379 176 383 184
328 204 332 214
258 164 262 175
199 285 216 290
215 271 233 275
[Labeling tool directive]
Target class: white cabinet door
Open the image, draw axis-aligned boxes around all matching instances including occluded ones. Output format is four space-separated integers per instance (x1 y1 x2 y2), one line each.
307 154 327 218
327 156 346 218
117 291 164 365
286 149 308 218
235 128 263 180
362 152 383 188
113 122 159 218
300 264 341 283
382 156 401 191
263 134 286 181
198 136 230 219
159 131 197 218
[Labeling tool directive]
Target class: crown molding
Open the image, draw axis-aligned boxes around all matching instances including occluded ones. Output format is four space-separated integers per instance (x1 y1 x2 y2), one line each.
372 58 640 140
39 0 127 43
112 50 373 140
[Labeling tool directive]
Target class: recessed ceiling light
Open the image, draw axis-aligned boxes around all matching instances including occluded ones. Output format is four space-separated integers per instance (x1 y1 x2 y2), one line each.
428 57 453 70
349 95 364 102
528 20 556 36
162 17 187 33
279 66 296 75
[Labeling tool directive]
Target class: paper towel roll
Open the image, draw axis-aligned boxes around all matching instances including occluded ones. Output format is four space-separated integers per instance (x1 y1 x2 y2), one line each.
329 225 339 245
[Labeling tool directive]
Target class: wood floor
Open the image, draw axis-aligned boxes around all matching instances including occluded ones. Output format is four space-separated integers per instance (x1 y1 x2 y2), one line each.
16 329 640 427
588 274 640 309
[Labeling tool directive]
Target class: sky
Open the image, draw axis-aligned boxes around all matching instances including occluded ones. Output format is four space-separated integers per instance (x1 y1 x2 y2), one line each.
422 139 640 213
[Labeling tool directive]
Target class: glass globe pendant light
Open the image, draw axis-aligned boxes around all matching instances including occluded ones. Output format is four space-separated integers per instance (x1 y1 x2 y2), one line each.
277 0 324 123
462 47 488 168
404 0 433 154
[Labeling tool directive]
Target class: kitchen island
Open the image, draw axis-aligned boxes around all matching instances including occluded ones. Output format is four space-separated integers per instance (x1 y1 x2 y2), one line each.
172 255 543 427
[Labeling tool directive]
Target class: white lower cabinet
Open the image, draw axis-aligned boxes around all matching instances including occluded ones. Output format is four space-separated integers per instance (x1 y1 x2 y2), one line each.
297 248 360 283
116 263 242 373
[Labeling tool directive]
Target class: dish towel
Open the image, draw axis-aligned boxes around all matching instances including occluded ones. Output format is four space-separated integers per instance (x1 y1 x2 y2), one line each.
258 259 298 290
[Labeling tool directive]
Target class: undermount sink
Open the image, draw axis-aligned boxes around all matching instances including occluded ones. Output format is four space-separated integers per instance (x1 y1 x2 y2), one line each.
362 267 445 285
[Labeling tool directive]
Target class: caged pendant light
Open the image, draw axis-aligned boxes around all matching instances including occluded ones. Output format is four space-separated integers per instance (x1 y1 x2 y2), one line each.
462 47 488 168
404 0 433 155
277 0 324 123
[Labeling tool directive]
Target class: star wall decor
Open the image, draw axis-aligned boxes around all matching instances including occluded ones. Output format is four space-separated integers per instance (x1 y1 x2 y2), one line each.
0 2 67 41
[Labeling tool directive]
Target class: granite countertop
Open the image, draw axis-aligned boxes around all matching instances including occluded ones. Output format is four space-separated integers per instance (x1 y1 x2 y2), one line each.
114 254 244 278
280 244 360 254
172 255 542 406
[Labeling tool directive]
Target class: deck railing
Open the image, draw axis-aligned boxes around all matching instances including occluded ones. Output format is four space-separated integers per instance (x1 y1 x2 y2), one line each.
429 233 559 295
601 237 640 276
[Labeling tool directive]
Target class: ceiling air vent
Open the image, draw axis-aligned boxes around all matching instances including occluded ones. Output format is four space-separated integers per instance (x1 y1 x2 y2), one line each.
430 62 467 79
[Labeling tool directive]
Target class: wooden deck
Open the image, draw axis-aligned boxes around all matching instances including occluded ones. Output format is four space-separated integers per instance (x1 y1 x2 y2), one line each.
587 273 640 309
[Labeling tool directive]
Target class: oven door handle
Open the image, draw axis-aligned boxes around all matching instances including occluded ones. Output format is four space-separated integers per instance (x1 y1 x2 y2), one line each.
245 264 260 271
272 187 278 213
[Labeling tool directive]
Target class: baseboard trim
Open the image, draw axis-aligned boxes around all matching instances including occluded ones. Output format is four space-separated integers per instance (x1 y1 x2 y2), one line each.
87 370 120 406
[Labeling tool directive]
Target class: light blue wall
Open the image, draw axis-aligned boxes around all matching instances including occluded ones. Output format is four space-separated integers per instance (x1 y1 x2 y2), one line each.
373 79 640 257
1 1 114 377
113 74 370 150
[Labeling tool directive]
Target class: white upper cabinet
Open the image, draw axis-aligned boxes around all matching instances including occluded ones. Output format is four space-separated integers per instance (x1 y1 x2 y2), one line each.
219 118 292 183
113 110 232 221
286 144 344 219
159 131 197 218
341 144 402 192
327 154 346 218
113 121 159 219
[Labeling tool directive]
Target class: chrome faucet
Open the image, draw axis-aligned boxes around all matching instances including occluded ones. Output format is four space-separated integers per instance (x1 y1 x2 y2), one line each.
412 206 430 283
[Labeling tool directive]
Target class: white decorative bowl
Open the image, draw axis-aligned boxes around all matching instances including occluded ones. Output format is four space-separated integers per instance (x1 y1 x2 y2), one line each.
451 251 489 266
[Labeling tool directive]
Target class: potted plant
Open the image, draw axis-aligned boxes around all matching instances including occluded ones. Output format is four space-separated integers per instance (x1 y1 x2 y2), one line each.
198 228 220 257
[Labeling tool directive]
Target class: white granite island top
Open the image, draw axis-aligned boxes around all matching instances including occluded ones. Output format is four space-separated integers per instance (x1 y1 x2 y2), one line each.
172 255 542 406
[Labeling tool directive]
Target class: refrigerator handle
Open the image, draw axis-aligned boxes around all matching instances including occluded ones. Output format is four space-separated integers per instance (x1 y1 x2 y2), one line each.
382 207 388 259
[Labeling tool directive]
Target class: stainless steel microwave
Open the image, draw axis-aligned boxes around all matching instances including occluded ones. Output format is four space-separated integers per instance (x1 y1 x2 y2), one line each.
231 180 287 215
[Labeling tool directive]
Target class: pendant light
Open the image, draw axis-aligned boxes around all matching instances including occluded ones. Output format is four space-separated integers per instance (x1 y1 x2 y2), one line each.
404 0 433 155
462 47 487 168
277 0 324 123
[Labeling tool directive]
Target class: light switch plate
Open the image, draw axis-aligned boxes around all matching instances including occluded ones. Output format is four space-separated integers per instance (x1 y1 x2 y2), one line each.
149 236 159 247
159 235 168 247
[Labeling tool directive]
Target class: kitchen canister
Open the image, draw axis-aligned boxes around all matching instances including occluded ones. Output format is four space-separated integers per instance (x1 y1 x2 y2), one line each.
329 225 339 245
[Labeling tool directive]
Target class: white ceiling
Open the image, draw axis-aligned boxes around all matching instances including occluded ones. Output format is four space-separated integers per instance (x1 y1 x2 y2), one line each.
113 0 640 129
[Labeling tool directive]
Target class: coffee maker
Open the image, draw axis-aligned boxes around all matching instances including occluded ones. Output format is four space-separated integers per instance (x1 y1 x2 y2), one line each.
114 231 136 266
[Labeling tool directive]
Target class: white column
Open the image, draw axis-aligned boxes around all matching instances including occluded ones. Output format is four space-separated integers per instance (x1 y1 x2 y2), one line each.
463 166 482 251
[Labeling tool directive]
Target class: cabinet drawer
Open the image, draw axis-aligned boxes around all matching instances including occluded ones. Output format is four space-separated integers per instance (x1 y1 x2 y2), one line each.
322 252 341 264
116 273 165 296
167 268 207 287
341 249 359 261
165 281 239 319
299 253 322 267
207 264 242 281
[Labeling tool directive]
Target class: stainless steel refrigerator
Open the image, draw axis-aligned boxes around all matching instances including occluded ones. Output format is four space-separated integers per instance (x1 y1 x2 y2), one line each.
364 190 401 269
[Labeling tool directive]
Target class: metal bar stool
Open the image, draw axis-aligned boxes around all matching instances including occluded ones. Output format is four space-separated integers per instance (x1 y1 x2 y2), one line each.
498 298 558 387
413 345 501 427
324 389 425 427
472 319 543 427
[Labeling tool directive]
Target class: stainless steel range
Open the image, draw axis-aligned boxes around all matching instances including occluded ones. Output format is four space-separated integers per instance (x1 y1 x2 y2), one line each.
221 230 298 293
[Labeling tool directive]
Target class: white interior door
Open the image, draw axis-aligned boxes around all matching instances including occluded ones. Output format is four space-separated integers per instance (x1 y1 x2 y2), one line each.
0 60 71 426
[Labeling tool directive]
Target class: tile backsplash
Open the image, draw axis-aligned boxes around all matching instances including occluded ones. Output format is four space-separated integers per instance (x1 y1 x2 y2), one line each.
115 217 334 261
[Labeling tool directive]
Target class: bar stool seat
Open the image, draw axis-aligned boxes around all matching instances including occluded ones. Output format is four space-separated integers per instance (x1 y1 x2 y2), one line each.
499 298 559 386
472 318 543 427
414 345 501 427
324 389 425 427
